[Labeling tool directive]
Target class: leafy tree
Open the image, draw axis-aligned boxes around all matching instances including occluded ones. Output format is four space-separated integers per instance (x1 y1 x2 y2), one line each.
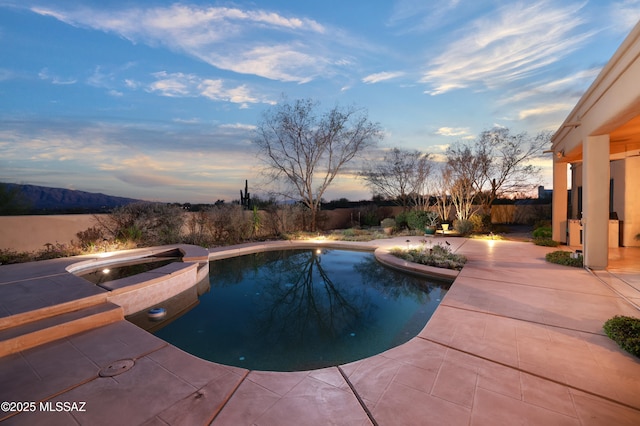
254 98 382 231
360 148 433 209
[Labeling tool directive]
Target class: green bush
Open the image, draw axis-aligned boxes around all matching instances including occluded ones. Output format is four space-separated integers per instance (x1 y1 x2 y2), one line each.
534 238 559 247
453 219 474 236
532 226 552 239
545 250 583 267
395 211 409 229
406 210 438 230
603 315 640 357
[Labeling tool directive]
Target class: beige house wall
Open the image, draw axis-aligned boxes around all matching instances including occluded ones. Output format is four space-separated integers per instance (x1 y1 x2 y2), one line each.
0 214 105 252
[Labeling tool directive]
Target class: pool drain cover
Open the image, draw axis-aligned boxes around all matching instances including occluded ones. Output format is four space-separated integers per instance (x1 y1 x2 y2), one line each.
99 359 135 377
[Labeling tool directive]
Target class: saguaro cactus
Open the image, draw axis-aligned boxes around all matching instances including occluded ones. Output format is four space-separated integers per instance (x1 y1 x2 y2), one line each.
240 180 251 210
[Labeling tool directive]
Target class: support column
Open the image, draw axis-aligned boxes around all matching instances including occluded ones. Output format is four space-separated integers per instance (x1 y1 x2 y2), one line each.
582 134 610 269
552 159 568 243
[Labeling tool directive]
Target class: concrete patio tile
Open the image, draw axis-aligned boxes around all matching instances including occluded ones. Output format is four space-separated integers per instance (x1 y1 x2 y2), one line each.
146 344 247 389
371 381 470 426
514 320 552 342
210 378 287 425
50 356 197 426
571 390 640 426
471 387 580 426
417 309 455 345
0 258 75 283
245 370 308 397
517 360 570 386
342 355 402 405
8 338 99 403
307 366 347 388
152 370 247 426
431 359 478 408
516 334 580 371
520 372 577 417
252 375 371 426
68 321 167 367
561 362 638 408
476 361 522 400
392 362 438 394
382 337 447 369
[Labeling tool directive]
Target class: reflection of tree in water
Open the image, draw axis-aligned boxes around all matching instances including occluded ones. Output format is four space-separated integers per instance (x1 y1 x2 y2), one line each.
353 255 451 303
209 250 293 287
255 250 373 344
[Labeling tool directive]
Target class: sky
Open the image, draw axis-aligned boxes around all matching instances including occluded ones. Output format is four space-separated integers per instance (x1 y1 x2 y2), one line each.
1 1 639 204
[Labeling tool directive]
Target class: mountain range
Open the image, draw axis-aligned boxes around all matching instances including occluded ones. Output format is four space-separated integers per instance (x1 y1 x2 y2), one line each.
1 183 141 214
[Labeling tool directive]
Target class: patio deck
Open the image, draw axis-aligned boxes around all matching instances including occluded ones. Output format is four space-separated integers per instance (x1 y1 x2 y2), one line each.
0 238 639 425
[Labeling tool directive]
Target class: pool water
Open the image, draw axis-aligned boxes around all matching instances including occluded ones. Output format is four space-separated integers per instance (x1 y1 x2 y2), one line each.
154 249 450 371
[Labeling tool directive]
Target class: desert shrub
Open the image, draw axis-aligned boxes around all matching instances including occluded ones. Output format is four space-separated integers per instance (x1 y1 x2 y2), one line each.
469 213 491 233
36 243 82 260
342 228 356 237
261 203 307 237
453 219 474 236
390 243 467 271
603 316 640 357
76 226 105 250
201 204 251 245
96 202 185 246
532 226 552 239
545 250 583 267
380 218 396 228
0 248 33 264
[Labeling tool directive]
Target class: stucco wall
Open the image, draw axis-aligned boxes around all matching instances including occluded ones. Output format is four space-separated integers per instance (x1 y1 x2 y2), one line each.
0 214 105 252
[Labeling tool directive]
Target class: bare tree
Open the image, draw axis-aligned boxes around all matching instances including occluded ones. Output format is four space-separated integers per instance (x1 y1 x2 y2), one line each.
360 148 433 209
430 165 452 222
446 127 550 213
254 98 382 231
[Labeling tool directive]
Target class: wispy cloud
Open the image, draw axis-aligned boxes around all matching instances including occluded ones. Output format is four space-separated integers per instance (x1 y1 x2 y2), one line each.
387 0 463 33
610 1 640 33
421 1 595 95
362 71 405 84
499 68 601 105
31 4 338 83
148 71 273 106
435 127 471 137
38 68 76 85
518 103 575 120
219 123 257 131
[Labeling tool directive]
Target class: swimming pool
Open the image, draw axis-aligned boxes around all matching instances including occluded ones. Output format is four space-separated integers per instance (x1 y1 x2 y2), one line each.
153 249 449 371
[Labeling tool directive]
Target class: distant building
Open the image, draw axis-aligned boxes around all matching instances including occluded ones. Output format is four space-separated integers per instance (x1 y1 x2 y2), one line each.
537 186 552 200
551 21 640 269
